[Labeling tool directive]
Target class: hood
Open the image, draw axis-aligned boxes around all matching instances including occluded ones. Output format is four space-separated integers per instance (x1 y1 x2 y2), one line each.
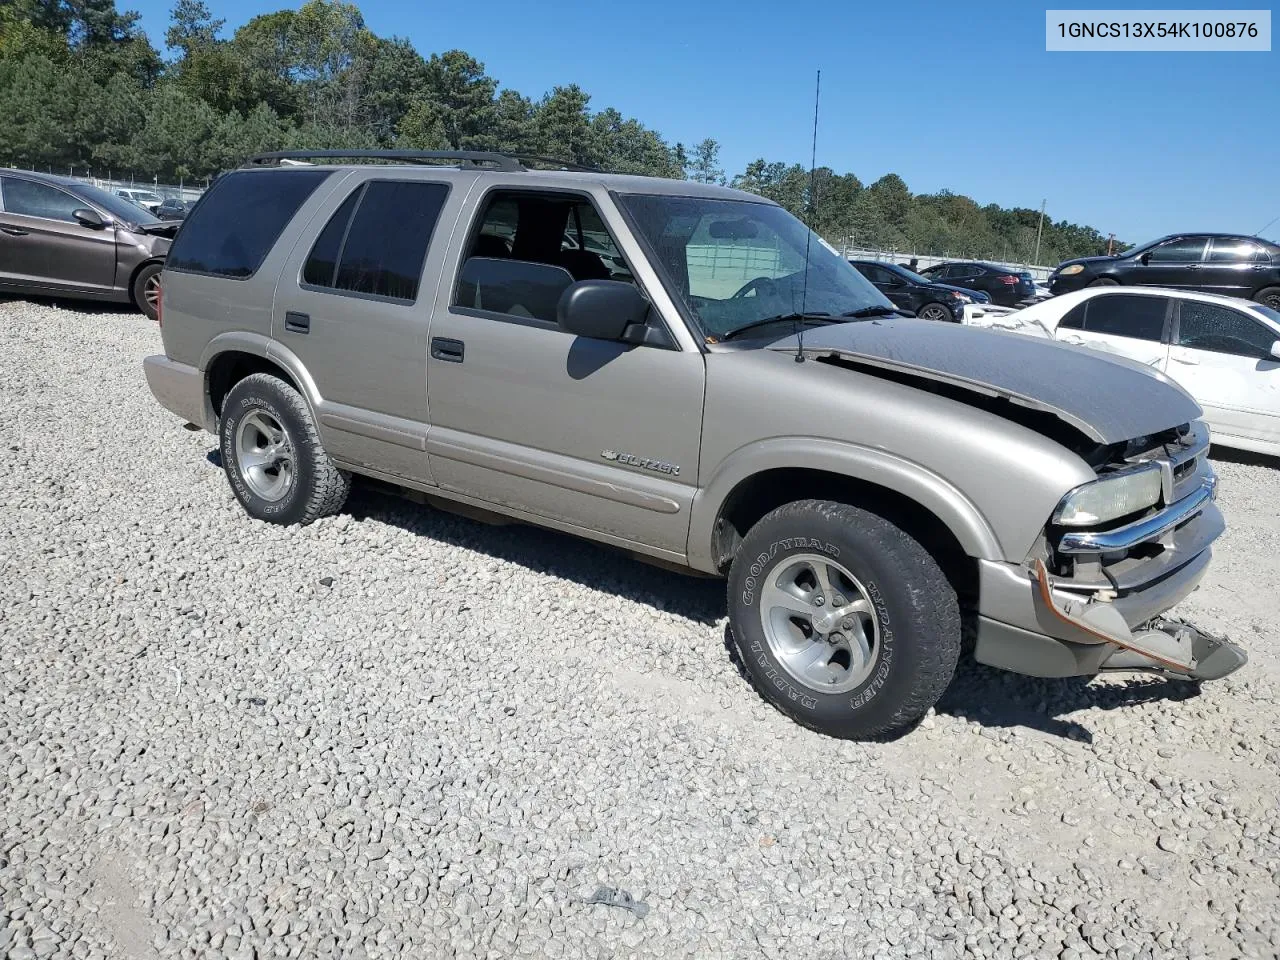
1055 254 1116 270
770 318 1202 444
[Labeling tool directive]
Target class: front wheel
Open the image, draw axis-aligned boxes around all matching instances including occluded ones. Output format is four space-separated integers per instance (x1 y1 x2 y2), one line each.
1088 277 1119 287
727 500 960 740
918 302 954 323
132 262 164 322
219 373 350 525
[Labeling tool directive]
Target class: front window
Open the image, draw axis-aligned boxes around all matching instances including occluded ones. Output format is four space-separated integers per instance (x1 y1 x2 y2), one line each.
78 183 162 225
616 194 888 341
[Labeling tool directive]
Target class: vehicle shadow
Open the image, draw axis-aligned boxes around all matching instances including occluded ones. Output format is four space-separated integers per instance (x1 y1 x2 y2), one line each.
934 659 1202 743
1208 446 1280 469
342 478 728 626
0 293 145 317
206 453 1207 738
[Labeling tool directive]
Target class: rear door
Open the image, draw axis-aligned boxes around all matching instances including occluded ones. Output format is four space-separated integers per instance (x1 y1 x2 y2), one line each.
0 176 116 292
1201 238 1271 299
1167 299 1280 446
272 171 467 484
1055 292 1171 368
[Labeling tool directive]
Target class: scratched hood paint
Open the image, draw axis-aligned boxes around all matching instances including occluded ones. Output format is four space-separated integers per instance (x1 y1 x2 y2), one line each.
769 318 1203 444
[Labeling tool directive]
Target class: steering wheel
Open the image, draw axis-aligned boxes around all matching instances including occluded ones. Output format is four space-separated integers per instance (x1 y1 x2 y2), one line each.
732 276 778 299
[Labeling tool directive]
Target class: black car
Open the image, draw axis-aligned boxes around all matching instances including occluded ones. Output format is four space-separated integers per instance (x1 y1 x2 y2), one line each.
155 197 191 221
919 261 1037 306
849 259 988 322
1048 233 1280 309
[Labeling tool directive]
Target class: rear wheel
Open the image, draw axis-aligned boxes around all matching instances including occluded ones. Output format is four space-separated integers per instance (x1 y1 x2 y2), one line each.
132 262 163 321
726 500 961 740
219 373 350 525
1253 286 1280 311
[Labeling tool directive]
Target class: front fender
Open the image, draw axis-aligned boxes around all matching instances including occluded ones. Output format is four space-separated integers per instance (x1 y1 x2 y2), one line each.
686 438 1005 573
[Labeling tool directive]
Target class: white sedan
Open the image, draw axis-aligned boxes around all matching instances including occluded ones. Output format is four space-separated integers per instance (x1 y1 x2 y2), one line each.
965 286 1280 456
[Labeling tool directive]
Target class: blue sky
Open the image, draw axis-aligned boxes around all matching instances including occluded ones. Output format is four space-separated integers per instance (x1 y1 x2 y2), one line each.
124 0 1277 244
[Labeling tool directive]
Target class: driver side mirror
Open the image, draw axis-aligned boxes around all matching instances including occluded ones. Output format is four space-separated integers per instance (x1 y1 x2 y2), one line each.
557 280 651 343
72 208 106 229
1269 340 1280 361
1139 252 1151 266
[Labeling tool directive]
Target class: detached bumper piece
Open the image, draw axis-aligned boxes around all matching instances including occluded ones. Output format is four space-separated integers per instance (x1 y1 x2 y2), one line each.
1032 560 1246 682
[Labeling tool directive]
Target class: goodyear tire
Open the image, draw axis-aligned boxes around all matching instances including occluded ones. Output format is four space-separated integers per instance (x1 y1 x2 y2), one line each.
727 500 960 740
219 373 350 525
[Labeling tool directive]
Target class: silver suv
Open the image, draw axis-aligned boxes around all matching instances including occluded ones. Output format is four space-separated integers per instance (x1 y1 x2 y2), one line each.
145 150 1245 739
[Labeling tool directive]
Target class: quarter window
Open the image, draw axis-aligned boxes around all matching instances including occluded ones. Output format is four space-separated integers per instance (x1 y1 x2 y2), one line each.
1 178 81 222
302 180 449 302
1147 237 1206 263
167 169 329 279
1077 294 1168 341
1177 302 1277 357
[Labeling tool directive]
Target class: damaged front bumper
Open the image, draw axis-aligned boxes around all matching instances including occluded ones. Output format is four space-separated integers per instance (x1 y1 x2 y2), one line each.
973 424 1246 682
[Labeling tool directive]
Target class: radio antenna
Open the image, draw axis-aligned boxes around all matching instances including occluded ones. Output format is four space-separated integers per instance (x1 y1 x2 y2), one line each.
796 69 821 364
1255 212 1280 237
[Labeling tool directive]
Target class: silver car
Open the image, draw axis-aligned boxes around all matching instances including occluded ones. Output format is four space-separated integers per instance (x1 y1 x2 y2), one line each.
143 150 1245 739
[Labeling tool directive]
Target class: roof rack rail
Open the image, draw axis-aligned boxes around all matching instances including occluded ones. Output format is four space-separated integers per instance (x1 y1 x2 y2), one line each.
243 150 605 174
244 150 525 172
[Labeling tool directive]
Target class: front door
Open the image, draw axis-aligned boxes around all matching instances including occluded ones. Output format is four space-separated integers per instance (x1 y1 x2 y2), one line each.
1130 236 1208 290
1055 292 1171 368
1166 299 1280 447
424 186 705 556
0 176 116 292
272 172 462 483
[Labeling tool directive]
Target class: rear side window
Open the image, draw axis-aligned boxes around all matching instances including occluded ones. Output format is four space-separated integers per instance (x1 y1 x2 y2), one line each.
1079 293 1168 341
302 180 448 302
167 170 329 279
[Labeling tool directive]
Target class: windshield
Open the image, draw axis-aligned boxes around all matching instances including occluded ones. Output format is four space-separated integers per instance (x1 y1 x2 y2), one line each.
617 194 891 341
81 184 161 225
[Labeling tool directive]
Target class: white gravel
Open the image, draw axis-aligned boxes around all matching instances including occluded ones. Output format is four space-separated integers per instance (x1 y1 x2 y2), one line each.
2 299 1278 960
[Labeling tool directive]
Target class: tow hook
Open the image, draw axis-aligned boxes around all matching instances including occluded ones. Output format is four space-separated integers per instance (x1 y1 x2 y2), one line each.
1031 560 1247 681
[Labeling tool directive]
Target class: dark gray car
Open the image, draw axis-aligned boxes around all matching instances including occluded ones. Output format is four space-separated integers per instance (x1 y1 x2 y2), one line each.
143 150 1246 740
0 170 174 320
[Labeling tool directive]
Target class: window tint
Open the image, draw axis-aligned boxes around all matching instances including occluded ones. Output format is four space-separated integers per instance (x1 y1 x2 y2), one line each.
1147 237 1206 263
167 170 328 279
455 257 574 324
302 190 359 287
1206 238 1267 263
1178 302 1277 357
1082 294 1167 340
335 181 448 300
2 178 81 221
857 264 897 285
1059 302 1088 330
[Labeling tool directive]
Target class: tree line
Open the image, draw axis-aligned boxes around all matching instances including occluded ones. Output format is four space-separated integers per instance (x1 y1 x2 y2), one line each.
0 0 1121 263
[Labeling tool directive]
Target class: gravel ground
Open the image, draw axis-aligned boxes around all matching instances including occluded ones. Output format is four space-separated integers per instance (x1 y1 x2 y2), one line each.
2 299 1278 960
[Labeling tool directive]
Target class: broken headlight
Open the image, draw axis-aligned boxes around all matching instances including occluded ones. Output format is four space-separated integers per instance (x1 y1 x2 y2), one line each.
1052 464 1162 527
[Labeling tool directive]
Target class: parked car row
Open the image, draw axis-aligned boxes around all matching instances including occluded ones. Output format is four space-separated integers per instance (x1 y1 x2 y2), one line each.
1 169 174 320
965 285 1280 457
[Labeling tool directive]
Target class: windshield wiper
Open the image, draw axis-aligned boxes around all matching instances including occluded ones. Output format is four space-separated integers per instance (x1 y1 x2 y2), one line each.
841 305 902 319
719 312 834 341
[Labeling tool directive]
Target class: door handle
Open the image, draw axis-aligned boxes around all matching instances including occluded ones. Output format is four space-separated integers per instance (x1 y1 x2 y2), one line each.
1 227 28 237
1062 335 1085 345
431 337 465 363
284 311 310 334
1185 264 1200 270
1172 355 1200 365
